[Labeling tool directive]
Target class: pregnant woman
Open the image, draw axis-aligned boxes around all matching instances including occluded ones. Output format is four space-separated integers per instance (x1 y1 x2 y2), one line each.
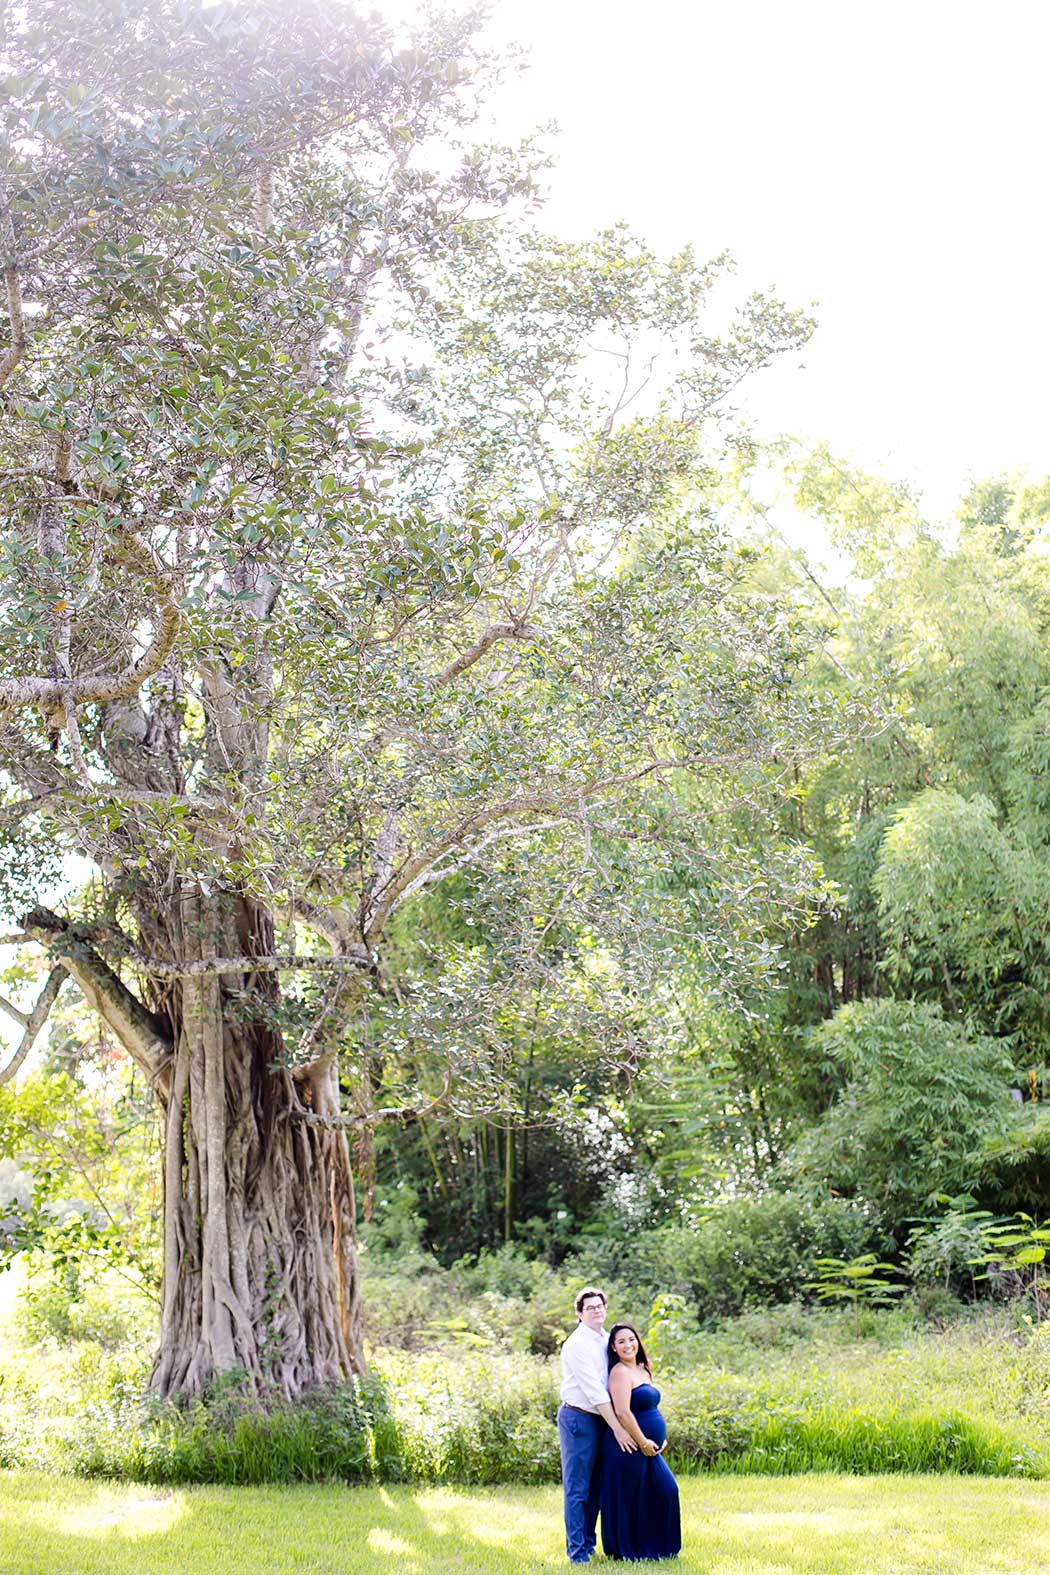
600 1322 682 1562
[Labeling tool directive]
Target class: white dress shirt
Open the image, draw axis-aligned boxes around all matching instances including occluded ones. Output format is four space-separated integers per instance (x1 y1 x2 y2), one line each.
560 1322 612 1412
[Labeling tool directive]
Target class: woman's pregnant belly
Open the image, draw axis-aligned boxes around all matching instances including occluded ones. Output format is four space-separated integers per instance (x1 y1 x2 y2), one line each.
633 1401 667 1449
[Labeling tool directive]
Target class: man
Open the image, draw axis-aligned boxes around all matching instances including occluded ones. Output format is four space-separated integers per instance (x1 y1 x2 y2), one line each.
558 1286 637 1564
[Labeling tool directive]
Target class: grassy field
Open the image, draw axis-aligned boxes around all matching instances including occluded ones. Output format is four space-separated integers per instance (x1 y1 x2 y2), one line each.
4 1471 1050 1574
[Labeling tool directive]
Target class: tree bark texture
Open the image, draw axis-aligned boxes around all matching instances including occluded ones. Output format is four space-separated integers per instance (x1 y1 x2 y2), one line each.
149 888 362 1399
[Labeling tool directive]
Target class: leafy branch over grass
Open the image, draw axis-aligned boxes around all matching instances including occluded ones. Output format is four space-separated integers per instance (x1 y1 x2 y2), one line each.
970 1214 1050 1312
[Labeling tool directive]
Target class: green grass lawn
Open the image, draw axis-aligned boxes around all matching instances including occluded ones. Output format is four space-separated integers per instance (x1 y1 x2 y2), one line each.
4 1471 1050 1574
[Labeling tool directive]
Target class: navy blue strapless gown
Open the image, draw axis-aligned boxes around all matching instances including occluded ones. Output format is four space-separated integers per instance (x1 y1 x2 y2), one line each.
600 1382 681 1561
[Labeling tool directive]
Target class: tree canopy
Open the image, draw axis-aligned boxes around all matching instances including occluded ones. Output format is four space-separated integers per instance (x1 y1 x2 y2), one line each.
0 0 827 1395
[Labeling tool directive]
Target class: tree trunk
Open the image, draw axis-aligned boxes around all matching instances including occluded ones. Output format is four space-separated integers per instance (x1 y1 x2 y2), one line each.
503 1123 513 1244
150 888 362 1400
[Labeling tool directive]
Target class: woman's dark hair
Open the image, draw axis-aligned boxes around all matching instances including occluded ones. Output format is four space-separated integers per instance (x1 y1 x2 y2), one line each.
606 1323 652 1374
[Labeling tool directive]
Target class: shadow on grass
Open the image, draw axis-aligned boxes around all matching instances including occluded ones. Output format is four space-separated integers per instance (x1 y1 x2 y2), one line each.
7 1473 1050 1575
0 1475 565 1575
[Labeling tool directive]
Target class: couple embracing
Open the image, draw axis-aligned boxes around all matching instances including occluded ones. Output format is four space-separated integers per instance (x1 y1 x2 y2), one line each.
558 1286 681 1564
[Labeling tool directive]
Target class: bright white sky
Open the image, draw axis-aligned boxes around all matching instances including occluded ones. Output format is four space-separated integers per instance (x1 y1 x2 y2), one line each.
387 0 1050 520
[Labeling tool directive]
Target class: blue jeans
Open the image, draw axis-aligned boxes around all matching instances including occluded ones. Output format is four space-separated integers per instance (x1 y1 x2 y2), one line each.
558 1405 603 1562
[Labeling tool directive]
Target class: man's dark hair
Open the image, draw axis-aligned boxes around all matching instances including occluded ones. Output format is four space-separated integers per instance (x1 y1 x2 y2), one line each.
575 1286 607 1315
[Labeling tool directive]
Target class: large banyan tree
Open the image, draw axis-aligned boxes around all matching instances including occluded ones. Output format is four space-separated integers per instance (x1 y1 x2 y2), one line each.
0 0 822 1398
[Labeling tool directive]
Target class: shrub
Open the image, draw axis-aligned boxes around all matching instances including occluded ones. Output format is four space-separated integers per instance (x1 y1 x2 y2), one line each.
371 1349 560 1484
15 1275 151 1351
645 1293 702 1372
906 1206 993 1297
361 1255 456 1350
976 1110 1050 1217
904 1283 971 1327
449 1248 574 1356
788 999 1014 1223
579 1192 876 1323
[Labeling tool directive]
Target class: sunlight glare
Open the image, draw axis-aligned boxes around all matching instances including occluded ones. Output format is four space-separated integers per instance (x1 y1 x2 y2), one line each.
57 1492 184 1540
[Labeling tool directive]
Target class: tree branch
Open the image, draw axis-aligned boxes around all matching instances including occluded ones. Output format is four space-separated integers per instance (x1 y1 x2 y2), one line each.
291 1066 452 1131
0 468 55 484
254 167 274 233
293 898 353 949
367 726 807 943
0 991 29 1027
391 818 566 911
431 619 538 691
119 949 372 980
20 909 172 1076
0 967 69 1085
0 527 181 725
0 259 27 388
364 755 713 938
7 212 96 267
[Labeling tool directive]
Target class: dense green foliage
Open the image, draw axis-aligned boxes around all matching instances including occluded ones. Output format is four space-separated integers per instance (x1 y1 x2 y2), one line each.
789 1000 1013 1220
369 463 1050 1263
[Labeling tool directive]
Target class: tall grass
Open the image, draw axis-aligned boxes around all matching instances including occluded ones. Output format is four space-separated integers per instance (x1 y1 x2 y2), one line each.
1 1346 1045 1486
5 1266 1050 1488
698 1410 1037 1477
